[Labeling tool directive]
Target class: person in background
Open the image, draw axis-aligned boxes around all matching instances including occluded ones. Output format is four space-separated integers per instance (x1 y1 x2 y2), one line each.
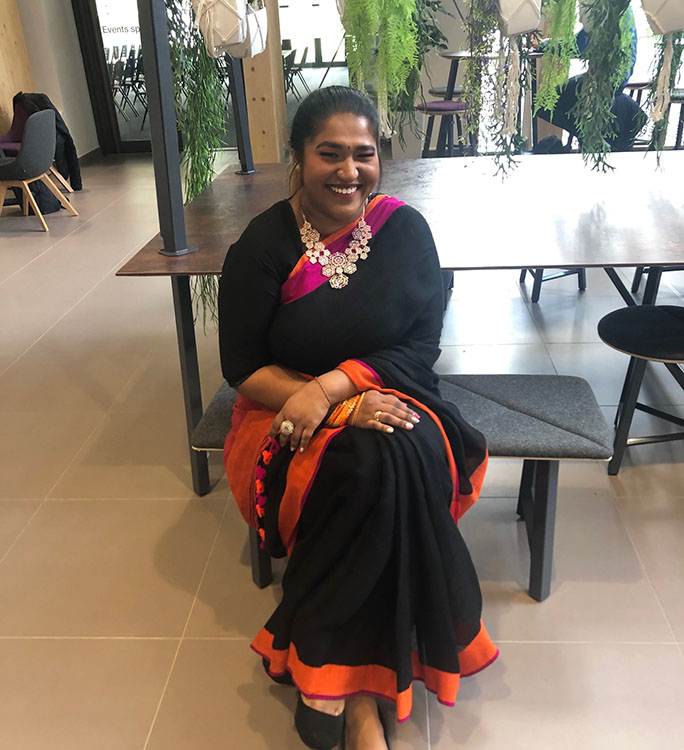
536 5 645 152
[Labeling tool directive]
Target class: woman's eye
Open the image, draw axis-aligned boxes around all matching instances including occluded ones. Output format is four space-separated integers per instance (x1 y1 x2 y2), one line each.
319 152 337 158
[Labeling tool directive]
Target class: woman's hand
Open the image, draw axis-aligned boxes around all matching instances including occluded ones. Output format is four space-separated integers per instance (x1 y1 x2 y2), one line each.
355 390 420 434
269 380 331 452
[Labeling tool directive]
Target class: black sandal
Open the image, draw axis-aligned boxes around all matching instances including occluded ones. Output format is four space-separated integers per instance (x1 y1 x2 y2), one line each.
295 693 345 750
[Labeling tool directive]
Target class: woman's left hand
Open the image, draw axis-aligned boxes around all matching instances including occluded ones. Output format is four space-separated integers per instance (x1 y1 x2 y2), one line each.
268 380 331 452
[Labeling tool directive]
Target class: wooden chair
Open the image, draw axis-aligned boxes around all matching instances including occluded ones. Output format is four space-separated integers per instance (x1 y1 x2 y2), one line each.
0 110 78 232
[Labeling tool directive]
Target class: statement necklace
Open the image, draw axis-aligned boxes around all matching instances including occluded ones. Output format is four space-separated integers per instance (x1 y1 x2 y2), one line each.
300 210 373 290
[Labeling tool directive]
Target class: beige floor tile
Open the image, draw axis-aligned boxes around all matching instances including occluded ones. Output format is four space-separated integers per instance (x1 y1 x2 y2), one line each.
428 643 684 749
460 492 673 643
528 293 643 344
146 639 304 750
0 410 103 498
0 500 41 557
185 498 284 639
614 494 684 641
0 349 142 412
49 409 223 499
147 638 429 750
601 407 684 500
547 342 684 406
0 638 176 750
435 344 556 376
0 497 225 636
113 325 223 414
441 298 540 346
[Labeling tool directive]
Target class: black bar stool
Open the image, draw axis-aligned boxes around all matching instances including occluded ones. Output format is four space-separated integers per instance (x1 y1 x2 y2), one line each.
597 305 684 475
416 99 471 158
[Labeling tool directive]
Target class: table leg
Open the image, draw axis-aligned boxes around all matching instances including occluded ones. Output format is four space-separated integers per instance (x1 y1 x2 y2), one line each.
641 267 663 305
603 268 637 306
171 275 210 496
436 59 460 156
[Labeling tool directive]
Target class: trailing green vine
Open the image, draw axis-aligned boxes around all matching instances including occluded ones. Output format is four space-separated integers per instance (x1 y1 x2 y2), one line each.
647 31 684 157
570 0 632 171
391 0 448 145
462 0 498 142
343 0 419 135
534 0 578 116
166 0 227 328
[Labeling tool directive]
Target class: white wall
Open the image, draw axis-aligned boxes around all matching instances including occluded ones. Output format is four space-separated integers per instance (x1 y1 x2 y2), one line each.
17 0 99 156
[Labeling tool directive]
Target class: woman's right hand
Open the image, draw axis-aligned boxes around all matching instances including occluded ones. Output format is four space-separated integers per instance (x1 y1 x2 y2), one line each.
355 390 420 434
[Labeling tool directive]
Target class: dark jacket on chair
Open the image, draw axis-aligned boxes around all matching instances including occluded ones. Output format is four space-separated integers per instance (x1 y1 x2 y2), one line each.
12 92 82 190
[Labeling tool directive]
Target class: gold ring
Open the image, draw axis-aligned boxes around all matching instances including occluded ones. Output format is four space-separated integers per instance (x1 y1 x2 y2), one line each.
279 419 295 436
373 410 383 422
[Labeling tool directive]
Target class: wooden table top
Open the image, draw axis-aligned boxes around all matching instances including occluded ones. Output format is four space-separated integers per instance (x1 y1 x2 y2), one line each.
117 151 684 277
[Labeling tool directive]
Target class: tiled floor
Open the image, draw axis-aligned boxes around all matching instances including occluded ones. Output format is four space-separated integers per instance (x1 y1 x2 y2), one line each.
1 154 684 749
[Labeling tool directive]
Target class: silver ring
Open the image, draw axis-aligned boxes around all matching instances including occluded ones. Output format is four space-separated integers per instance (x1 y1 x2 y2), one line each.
279 419 295 437
373 410 383 422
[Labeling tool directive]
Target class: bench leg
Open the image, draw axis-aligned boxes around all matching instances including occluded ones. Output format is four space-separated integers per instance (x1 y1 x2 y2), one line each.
518 459 559 602
249 527 273 588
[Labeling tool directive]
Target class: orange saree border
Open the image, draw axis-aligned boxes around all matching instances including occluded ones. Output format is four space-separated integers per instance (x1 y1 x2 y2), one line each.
253 623 498 722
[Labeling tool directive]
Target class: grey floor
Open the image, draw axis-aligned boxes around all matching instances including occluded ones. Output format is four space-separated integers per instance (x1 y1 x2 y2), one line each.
1 153 683 748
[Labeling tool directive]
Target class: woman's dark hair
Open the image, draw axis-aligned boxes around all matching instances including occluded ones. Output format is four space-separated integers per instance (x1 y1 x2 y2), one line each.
289 86 380 161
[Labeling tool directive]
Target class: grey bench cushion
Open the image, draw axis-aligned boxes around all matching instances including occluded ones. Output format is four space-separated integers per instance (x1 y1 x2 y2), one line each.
440 374 612 460
192 374 613 461
191 381 237 450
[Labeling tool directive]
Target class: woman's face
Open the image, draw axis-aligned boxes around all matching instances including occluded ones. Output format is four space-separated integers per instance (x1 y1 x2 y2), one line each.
298 113 380 230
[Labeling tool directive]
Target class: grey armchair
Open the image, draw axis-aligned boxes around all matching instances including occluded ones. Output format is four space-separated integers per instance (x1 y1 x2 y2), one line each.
0 110 78 231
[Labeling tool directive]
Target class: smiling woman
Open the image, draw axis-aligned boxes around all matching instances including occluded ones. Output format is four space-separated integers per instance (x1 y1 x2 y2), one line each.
218 86 496 750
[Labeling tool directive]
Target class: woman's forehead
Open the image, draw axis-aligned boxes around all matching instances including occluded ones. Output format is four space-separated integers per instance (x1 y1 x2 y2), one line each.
309 113 376 146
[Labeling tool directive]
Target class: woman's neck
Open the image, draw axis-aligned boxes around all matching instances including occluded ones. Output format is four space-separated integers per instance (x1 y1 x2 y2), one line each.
291 192 364 239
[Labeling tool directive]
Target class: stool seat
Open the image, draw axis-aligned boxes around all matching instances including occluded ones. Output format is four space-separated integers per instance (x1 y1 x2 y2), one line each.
625 81 651 90
416 99 468 114
598 305 684 363
428 85 464 98
0 142 21 155
671 89 684 103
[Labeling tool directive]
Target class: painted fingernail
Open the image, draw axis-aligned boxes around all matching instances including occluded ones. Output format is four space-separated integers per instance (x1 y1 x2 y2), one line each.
405 422 414 429
300 446 304 453
386 426 394 433
412 414 420 423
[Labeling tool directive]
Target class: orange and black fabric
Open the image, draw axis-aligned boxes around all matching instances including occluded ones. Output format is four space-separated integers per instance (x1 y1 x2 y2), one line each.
219 198 495 721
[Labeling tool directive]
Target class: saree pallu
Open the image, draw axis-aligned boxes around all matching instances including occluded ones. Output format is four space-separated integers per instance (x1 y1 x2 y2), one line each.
220 196 497 721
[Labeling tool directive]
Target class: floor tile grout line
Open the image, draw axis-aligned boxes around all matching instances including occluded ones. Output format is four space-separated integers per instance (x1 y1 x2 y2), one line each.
605 493 681 646
142 494 230 750
424 680 432 750
0 191 131 290
0 222 162 380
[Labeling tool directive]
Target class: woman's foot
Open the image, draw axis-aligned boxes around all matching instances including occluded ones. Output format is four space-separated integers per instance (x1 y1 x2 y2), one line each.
295 694 345 749
344 696 388 750
301 695 345 716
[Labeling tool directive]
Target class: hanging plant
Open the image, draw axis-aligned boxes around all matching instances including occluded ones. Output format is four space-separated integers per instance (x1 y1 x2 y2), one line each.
462 0 499 140
534 0 578 116
391 0 449 146
342 0 419 136
489 2 540 176
166 0 227 329
570 0 633 171
647 31 684 155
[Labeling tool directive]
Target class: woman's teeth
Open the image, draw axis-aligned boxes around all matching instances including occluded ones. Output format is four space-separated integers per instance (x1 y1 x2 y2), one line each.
329 185 358 195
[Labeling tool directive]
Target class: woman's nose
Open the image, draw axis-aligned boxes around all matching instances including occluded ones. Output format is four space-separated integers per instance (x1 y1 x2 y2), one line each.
337 158 359 181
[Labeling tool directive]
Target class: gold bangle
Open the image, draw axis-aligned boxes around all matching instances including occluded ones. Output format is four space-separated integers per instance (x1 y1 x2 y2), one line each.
313 375 332 406
350 391 366 426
